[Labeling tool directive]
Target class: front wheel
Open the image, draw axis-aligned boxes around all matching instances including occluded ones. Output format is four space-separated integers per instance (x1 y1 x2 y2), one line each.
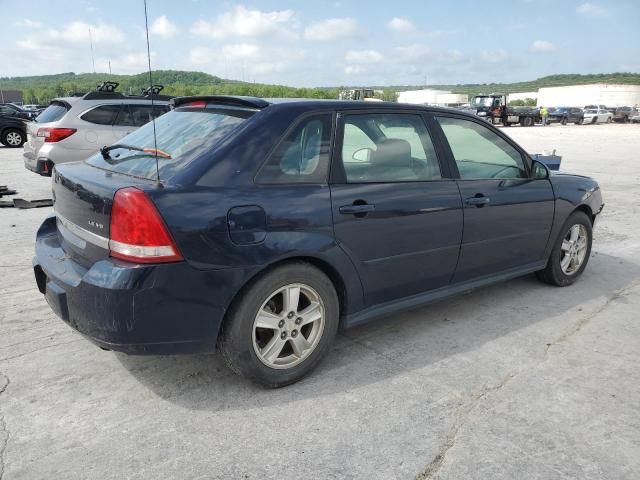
561 117 568 125
606 117 612 123
536 211 592 287
576 118 584 125
219 263 339 387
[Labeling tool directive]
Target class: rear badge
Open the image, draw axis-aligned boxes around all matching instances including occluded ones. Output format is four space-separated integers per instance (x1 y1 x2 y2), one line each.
88 220 105 230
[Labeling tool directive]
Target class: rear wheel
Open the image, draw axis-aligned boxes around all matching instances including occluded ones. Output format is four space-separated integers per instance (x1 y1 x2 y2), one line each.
536 211 592 287
561 117 568 125
606 117 612 123
219 263 339 387
575 118 584 125
2 129 24 148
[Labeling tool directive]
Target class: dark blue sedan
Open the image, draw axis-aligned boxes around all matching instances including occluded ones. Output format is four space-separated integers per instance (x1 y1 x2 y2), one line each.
34 96 604 386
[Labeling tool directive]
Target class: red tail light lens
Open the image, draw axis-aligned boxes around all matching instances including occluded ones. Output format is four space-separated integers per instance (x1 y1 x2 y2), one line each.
182 100 206 108
109 187 183 264
36 127 77 143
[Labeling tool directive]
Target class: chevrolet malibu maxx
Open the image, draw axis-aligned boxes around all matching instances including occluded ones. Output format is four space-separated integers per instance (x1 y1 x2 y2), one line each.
34 96 604 387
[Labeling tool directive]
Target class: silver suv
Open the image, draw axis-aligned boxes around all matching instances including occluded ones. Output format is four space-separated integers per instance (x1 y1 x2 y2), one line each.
24 82 171 176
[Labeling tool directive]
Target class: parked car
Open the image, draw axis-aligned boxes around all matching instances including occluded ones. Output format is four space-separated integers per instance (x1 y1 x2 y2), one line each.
583 107 612 124
611 106 638 123
23 82 172 176
547 107 584 125
0 103 29 147
630 110 640 123
33 96 604 387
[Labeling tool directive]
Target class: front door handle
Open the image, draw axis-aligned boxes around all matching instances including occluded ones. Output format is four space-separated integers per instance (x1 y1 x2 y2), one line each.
339 203 375 215
465 195 491 206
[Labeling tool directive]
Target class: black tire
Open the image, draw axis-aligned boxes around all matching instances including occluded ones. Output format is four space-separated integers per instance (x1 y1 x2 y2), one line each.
576 118 584 125
606 117 612 124
561 117 567 125
219 262 339 387
1 129 25 148
521 116 534 127
536 211 593 287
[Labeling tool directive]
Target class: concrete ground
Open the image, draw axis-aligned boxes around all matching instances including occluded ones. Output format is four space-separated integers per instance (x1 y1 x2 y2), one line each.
1 123 639 480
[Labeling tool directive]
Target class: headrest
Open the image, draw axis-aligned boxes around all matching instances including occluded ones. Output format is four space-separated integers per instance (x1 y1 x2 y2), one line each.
371 138 412 167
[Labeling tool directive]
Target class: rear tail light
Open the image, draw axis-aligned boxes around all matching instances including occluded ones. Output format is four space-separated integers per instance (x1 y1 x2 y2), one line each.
109 187 183 264
36 127 77 143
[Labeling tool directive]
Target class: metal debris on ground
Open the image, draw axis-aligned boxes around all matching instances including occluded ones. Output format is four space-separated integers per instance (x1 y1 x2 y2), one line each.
0 198 53 208
0 185 17 197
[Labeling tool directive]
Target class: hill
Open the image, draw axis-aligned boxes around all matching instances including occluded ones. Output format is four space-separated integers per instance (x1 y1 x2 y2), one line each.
1 71 639 104
0 70 340 103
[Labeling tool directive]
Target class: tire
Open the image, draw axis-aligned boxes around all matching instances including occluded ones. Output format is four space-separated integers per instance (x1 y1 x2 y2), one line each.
561 117 567 125
520 117 534 127
2 129 25 148
536 211 592 287
606 117 612 124
575 118 584 125
219 262 339 387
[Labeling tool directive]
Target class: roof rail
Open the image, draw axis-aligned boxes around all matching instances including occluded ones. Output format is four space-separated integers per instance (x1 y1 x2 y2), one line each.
171 95 271 109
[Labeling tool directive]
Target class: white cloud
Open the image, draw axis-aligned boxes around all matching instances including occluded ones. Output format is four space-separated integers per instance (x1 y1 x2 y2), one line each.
530 40 556 52
481 49 510 63
191 5 295 39
304 18 364 41
577 2 606 16
345 50 383 64
387 17 415 33
48 21 126 44
16 19 41 28
151 15 177 39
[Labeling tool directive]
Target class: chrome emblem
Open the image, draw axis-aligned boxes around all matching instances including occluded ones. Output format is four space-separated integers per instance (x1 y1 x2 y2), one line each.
88 220 104 230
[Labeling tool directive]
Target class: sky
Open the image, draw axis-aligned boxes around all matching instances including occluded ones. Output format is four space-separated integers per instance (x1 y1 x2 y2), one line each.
1 0 639 87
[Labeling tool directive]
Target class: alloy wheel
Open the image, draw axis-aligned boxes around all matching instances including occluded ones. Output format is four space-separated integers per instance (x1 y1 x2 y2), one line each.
560 224 588 275
252 283 325 369
6 131 22 146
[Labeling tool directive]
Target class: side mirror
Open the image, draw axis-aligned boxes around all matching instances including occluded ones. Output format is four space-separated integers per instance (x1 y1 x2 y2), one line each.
352 147 373 162
531 159 549 180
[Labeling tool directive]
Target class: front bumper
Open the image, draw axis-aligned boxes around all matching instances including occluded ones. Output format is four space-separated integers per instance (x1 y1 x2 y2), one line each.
33 215 236 354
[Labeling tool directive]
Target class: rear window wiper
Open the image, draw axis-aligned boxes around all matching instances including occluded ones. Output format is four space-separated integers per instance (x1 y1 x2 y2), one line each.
100 144 172 160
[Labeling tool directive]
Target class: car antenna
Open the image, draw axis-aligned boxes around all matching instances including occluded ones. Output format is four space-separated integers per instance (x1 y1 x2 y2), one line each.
143 0 161 187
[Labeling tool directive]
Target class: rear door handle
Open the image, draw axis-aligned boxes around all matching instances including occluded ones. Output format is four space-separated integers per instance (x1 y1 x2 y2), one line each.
465 196 491 206
339 204 375 215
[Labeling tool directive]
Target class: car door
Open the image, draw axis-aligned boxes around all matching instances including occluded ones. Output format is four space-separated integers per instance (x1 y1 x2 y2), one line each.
330 111 463 306
111 104 136 142
79 104 122 148
432 114 555 283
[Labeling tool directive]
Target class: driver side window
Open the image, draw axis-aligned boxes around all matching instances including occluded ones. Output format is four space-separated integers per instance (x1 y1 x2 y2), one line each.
436 116 526 179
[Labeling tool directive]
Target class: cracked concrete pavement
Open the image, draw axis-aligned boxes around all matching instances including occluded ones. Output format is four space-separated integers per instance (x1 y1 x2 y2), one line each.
1 123 639 479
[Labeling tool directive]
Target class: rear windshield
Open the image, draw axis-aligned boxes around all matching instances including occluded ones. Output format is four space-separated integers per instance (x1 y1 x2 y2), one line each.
36 101 69 123
86 107 254 179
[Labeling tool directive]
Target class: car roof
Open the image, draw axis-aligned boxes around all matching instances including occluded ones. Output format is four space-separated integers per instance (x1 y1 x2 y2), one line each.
171 95 471 116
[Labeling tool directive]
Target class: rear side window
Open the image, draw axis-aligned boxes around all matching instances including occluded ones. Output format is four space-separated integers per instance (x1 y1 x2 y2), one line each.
36 101 69 123
256 114 332 184
115 104 169 127
341 113 441 183
80 105 120 125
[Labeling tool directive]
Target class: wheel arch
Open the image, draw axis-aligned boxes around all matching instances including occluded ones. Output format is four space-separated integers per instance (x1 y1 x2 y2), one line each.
217 255 350 343
573 204 595 224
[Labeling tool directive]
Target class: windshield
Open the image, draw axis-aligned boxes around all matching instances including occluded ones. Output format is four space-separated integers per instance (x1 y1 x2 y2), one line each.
472 97 493 107
86 107 254 179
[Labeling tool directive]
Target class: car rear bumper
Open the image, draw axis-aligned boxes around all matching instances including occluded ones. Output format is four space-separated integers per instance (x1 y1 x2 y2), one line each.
33 215 236 355
24 151 54 176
